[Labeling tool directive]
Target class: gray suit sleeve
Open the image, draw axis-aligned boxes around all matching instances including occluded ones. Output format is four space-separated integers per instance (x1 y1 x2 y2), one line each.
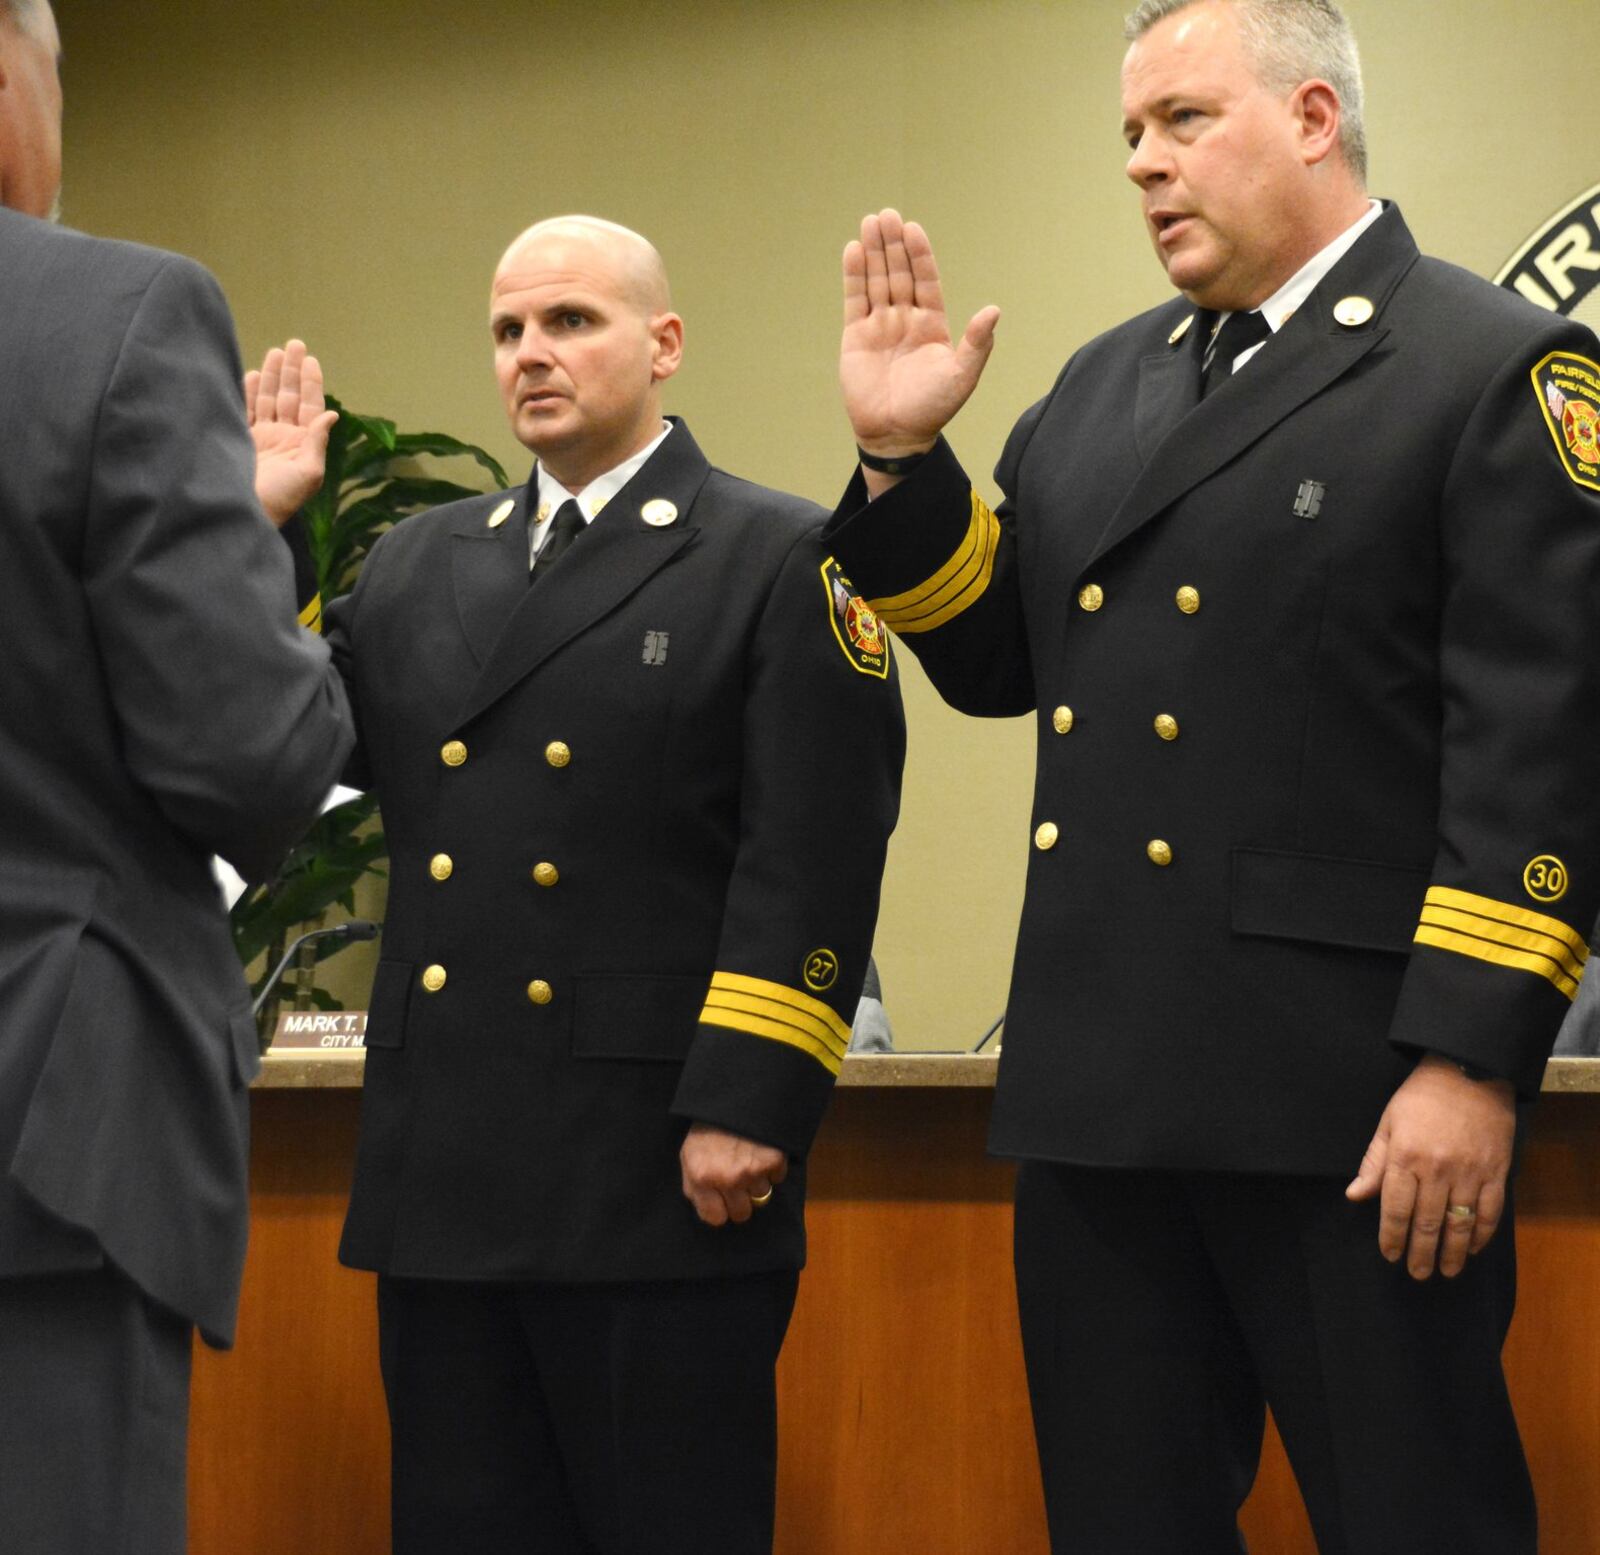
81 255 352 881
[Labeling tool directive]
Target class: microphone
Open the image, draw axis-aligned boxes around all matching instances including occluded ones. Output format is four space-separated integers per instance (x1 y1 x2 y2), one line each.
251 920 381 1018
972 1012 1005 1053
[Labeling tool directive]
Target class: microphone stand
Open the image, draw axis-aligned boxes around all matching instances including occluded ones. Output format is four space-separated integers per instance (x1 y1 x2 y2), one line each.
253 920 381 1048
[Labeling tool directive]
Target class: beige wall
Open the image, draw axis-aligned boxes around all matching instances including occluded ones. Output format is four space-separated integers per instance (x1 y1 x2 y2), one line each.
55 0 1599 1047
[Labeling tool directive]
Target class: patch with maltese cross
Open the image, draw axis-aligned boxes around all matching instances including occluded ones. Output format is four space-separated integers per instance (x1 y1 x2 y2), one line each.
1497 183 1600 494
1533 353 1600 492
822 558 890 679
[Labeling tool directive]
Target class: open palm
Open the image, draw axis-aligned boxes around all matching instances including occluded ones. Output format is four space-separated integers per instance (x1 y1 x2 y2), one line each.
245 339 338 527
840 209 1000 453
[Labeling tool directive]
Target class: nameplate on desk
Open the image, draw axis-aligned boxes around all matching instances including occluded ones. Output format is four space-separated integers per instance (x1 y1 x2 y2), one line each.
270 1011 369 1051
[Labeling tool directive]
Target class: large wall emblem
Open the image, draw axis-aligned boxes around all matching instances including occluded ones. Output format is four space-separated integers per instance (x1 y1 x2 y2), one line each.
1496 181 1600 333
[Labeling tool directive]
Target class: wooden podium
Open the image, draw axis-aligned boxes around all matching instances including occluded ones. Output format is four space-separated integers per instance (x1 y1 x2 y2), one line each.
189 1054 1600 1554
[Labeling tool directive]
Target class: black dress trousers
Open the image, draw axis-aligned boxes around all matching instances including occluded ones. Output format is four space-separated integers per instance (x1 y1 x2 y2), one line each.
378 1269 799 1555
1013 1162 1532 1555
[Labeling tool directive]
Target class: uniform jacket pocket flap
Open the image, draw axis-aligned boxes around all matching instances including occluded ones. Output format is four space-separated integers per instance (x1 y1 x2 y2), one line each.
1230 848 1429 954
363 959 414 1049
571 973 709 1062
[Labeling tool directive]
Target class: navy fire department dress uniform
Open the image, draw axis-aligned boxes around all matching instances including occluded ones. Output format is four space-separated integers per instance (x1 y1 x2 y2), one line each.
825 205 1600 1552
324 420 904 1549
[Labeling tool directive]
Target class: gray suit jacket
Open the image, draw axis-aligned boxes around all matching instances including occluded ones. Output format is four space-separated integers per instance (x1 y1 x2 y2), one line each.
0 208 352 1344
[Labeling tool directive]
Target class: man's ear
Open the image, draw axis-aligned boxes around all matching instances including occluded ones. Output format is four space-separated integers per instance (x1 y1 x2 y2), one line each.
1294 78 1343 168
650 313 685 383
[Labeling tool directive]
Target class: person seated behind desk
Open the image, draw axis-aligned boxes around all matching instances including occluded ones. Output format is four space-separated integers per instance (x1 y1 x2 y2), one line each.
848 955 895 1054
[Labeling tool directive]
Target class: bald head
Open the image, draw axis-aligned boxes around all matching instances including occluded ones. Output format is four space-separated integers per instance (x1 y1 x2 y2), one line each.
494 215 671 318
489 213 684 490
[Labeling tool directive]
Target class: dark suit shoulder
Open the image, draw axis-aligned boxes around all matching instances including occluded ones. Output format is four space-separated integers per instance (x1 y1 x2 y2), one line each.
0 207 218 306
695 469 833 578
700 467 827 531
1404 252 1598 350
366 487 521 562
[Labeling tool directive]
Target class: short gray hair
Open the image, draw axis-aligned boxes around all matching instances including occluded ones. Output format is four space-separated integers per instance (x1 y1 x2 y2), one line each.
2 0 41 28
1125 0 1367 182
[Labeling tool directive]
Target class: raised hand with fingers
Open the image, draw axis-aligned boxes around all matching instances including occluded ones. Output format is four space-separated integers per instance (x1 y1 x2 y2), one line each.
244 339 339 528
840 209 1000 472
1344 1052 1516 1280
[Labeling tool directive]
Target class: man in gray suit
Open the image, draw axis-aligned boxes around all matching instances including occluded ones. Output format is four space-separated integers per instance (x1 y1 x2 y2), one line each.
0 1 352 1547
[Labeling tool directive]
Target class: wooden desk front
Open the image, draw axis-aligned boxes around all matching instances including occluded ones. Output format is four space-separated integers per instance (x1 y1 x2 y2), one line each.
189 1057 1600 1554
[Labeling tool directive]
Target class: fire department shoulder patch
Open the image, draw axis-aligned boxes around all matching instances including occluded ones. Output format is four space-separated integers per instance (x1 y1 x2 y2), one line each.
821 557 890 679
1532 351 1600 493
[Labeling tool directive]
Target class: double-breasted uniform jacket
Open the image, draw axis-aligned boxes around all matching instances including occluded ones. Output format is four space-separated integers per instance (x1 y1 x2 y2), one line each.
826 206 1600 1176
327 421 904 1281
0 209 353 1344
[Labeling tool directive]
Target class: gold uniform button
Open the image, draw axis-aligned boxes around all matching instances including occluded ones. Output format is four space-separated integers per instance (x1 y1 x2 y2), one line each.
1147 840 1174 867
1035 822 1060 851
1154 714 1179 742
429 853 454 881
526 979 554 1006
532 862 560 888
1052 706 1075 735
1078 584 1104 613
1175 587 1200 615
545 741 572 769
441 740 468 767
421 964 447 993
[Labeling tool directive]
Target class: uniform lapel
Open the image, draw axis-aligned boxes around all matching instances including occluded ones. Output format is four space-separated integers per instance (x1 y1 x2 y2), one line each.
1078 207 1422 579
450 486 535 666
453 420 710 730
1133 307 1209 464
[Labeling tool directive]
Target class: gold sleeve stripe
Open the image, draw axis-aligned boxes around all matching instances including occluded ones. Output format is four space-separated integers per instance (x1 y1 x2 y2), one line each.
710 979 857 1049
700 972 851 1055
1414 925 1580 1001
703 991 848 1061
699 1008 843 1077
1422 887 1588 962
1419 904 1585 985
864 490 999 635
298 592 324 635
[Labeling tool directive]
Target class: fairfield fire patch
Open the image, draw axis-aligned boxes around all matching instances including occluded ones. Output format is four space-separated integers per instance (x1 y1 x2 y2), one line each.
822 557 890 679
1533 352 1600 492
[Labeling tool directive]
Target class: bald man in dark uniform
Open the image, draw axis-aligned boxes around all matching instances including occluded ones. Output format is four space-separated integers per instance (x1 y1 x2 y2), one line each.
326 216 904 1554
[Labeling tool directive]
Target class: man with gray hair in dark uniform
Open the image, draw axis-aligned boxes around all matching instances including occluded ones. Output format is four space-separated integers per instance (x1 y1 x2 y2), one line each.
827 1 1600 1548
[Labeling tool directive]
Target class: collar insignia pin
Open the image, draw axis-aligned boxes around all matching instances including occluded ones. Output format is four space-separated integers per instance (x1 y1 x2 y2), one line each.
1168 315 1195 346
487 499 515 529
1333 296 1374 328
641 498 678 527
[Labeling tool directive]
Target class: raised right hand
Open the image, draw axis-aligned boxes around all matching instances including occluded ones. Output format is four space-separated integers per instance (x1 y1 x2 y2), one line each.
245 339 339 529
840 208 1000 459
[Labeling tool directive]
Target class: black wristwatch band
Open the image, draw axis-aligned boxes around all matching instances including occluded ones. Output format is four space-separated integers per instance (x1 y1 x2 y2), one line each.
857 445 931 477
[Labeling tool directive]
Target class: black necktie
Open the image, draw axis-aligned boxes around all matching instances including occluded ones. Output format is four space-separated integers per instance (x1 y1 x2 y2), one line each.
1201 310 1271 397
530 499 585 585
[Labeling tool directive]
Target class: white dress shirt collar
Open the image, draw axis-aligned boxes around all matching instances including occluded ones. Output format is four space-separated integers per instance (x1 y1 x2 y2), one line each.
529 419 673 563
1211 198 1386 372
